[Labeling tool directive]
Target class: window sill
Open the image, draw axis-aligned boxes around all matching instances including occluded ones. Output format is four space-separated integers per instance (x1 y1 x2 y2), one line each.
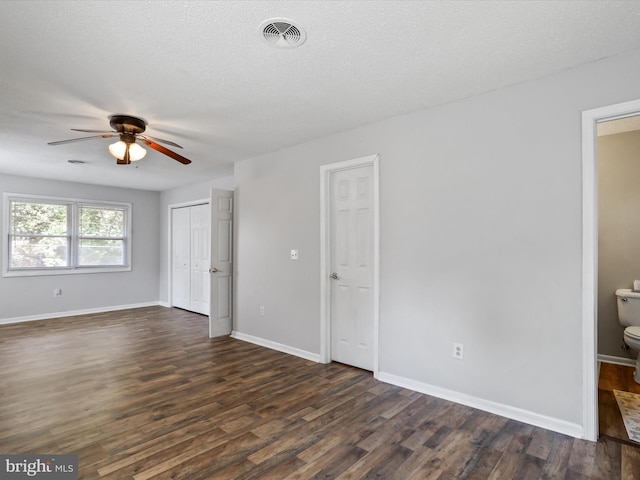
3 266 132 277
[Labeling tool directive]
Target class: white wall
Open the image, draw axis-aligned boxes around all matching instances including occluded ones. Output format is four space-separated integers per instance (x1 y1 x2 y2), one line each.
0 174 161 322
158 176 234 306
234 47 640 435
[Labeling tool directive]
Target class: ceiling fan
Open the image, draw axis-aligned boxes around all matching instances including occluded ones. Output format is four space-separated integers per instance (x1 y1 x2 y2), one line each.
48 114 192 165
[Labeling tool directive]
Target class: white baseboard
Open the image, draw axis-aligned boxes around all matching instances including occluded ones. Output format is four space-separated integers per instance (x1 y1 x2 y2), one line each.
230 330 321 363
597 354 636 367
377 371 584 439
0 302 165 325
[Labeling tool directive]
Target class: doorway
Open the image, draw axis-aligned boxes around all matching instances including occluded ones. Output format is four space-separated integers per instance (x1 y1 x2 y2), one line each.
320 154 380 375
594 112 640 446
168 191 233 338
583 98 640 442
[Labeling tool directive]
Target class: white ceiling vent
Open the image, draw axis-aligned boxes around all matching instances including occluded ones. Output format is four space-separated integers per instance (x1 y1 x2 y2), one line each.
260 18 306 48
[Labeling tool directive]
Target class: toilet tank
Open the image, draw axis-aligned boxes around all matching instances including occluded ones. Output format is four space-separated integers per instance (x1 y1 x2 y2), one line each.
615 289 640 327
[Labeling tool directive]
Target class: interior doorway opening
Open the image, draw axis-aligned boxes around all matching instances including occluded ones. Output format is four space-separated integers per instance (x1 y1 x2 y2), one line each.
582 98 640 442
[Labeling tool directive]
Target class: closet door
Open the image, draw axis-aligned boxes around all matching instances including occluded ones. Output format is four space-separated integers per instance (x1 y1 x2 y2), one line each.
171 203 210 315
189 203 210 315
171 207 191 310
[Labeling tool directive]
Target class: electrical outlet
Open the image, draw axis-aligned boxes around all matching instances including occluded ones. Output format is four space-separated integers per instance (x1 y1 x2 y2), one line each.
453 342 463 360
54 288 62 297
259 306 265 316
290 249 299 260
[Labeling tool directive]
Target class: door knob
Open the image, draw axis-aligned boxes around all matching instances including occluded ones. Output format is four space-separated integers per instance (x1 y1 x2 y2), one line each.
209 267 218 273
330 272 339 280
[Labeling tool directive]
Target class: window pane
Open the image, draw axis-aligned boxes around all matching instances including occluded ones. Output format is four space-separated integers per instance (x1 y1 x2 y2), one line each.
10 236 68 268
11 201 68 235
78 239 124 266
79 206 125 237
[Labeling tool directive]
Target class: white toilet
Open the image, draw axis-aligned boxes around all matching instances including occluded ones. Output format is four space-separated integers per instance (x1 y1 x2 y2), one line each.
615 288 640 383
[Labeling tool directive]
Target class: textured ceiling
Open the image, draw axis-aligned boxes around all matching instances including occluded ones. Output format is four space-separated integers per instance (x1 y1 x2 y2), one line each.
2 0 640 191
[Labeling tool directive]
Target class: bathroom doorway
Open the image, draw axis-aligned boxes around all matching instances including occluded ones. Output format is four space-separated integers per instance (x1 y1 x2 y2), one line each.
583 98 640 442
596 115 640 445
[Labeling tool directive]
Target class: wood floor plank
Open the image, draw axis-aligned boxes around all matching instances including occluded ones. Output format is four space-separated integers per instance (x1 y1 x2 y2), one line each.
525 427 557 460
599 389 630 441
513 454 545 480
567 437 599 477
465 448 504 480
0 306 636 479
338 442 431 480
487 451 525 480
361 444 414 478
621 444 640 480
101 427 232 479
289 444 368 480
593 436 622 480
537 432 574 479
236 455 305 480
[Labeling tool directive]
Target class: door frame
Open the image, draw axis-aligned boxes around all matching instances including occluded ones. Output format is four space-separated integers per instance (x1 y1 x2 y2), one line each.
319 154 380 377
167 198 209 308
582 97 640 442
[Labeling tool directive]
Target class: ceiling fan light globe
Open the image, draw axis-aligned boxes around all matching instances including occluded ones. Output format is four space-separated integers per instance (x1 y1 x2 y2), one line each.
109 141 146 161
128 143 147 161
108 140 127 160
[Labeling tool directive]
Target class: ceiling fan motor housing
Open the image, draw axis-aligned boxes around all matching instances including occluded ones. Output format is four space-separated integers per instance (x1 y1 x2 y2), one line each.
109 114 147 134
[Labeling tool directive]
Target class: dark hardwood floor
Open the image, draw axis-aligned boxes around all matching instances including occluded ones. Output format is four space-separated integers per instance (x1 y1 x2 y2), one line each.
1 306 639 479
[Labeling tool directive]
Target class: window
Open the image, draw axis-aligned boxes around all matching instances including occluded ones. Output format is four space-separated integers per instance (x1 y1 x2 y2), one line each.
4 194 131 276
77 205 127 266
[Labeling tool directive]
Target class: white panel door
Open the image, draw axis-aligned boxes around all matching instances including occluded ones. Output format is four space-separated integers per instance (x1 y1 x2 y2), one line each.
190 203 210 315
171 207 191 310
330 165 374 370
209 189 233 338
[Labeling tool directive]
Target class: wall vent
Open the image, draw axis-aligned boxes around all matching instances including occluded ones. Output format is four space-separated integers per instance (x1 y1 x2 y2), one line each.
260 18 306 48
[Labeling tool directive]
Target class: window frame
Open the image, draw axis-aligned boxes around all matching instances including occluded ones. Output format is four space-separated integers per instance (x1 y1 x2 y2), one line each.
3 193 132 277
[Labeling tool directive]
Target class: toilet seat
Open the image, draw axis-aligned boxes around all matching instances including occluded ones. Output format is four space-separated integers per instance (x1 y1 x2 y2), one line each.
624 326 640 340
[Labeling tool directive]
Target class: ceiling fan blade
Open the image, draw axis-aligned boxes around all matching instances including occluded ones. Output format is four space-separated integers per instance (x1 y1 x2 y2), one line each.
48 133 117 145
71 128 117 134
139 134 183 149
139 139 192 164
